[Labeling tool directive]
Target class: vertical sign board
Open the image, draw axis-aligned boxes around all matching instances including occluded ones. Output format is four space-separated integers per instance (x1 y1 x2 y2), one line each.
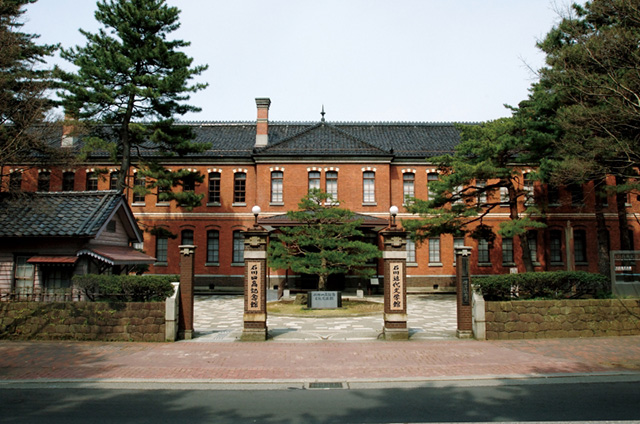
246 260 263 313
389 261 405 312
610 251 640 297
460 254 470 306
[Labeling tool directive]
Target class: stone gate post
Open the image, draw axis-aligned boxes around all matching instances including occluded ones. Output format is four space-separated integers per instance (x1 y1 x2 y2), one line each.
241 227 269 341
381 228 409 340
455 245 473 338
178 244 196 340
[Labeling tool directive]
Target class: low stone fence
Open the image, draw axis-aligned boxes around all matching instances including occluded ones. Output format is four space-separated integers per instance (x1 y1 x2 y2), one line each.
474 297 640 340
0 283 180 342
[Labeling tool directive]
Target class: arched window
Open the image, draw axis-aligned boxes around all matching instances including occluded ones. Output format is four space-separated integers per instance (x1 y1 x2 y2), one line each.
86 171 98 191
208 172 221 204
62 172 75 191
271 171 283 203
232 231 245 264
403 173 415 202
206 230 219 264
326 171 338 201
308 171 320 192
234 172 246 204
181 229 194 246
363 171 375 203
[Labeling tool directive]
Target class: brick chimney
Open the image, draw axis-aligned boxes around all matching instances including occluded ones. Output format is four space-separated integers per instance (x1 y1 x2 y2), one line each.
61 113 76 148
255 98 271 147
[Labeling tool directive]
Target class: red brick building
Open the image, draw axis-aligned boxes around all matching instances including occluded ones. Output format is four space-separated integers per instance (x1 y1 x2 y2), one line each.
2 98 637 293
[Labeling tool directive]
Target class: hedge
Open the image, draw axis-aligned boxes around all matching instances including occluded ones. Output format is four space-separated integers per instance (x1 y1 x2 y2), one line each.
475 271 610 301
72 274 177 302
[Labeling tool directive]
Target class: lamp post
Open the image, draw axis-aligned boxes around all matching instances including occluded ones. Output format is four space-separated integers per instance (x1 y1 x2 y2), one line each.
252 205 261 228
389 205 398 228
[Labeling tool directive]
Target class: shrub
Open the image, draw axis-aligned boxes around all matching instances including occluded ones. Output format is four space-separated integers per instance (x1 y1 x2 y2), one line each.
475 271 610 301
73 274 177 302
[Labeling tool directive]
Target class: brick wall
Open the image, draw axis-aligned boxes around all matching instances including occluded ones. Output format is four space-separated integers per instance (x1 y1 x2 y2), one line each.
485 299 640 340
0 302 166 342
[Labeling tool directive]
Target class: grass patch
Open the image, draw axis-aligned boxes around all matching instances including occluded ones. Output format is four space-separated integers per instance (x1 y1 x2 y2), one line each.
267 299 384 317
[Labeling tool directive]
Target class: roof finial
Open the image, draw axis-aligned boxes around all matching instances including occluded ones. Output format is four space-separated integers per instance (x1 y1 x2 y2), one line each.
321 105 326 122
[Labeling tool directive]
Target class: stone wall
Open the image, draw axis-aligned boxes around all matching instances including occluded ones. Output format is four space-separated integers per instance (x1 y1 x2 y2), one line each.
485 299 640 340
0 301 166 342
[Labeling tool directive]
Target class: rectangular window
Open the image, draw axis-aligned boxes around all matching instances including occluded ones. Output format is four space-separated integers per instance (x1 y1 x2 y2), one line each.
233 231 244 263
574 229 587 263
208 172 220 204
476 180 487 205
363 171 375 203
502 237 514 264
181 229 194 246
500 186 509 206
62 172 75 191
207 230 219 264
569 184 584 206
182 174 196 192
308 171 320 192
14 256 34 293
326 171 338 201
133 173 146 203
403 173 415 203
406 237 416 264
453 237 464 265
528 231 538 264
109 171 119 190
478 239 490 264
155 236 168 263
234 172 246 204
550 230 563 263
428 238 441 264
523 173 534 206
271 171 283 203
157 184 170 204
427 172 438 200
37 171 50 192
548 185 560 206
43 267 72 293
9 171 22 192
86 172 98 191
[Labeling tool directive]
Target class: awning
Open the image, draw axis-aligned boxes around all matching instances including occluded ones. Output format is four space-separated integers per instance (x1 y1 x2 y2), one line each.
27 256 78 265
76 245 156 266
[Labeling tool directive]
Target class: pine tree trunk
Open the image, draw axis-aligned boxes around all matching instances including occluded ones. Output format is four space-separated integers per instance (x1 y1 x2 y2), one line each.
594 181 611 277
615 175 631 250
508 183 533 272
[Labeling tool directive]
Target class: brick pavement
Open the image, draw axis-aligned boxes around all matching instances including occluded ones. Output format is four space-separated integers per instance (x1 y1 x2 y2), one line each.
0 336 639 383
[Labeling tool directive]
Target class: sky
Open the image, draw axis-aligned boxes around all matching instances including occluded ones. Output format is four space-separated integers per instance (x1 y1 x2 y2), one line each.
22 0 581 124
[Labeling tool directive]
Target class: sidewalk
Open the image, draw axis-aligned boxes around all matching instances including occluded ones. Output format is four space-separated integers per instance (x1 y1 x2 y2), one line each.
1 336 639 386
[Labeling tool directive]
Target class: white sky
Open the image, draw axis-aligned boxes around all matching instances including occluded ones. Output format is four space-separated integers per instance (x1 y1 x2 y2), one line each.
22 0 579 123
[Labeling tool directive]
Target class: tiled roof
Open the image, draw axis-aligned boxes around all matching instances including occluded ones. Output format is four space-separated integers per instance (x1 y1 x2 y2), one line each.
80 121 461 160
0 191 124 238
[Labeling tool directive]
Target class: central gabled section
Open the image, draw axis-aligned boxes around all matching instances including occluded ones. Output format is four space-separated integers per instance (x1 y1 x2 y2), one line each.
258 122 392 157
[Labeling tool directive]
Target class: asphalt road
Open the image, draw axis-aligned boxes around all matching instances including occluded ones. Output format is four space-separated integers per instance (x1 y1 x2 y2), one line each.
1 378 639 423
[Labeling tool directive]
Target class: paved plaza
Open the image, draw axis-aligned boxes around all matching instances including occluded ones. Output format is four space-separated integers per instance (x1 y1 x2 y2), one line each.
192 294 457 342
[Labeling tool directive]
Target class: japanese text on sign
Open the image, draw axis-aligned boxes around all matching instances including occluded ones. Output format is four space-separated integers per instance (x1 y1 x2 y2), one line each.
390 262 404 311
246 261 262 312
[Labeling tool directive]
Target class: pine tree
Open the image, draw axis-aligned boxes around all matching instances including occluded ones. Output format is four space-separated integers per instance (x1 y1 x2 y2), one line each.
268 190 381 290
0 0 61 192
404 116 548 272
56 0 209 208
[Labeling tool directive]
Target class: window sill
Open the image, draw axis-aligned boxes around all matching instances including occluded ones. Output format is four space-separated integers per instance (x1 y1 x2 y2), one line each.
478 262 492 267
502 262 516 267
407 262 418 267
232 203 246 207
132 202 145 207
231 262 245 267
550 261 564 266
428 262 443 267
270 202 284 206
206 202 221 207
205 262 220 267
154 262 167 267
362 202 377 206
155 202 170 207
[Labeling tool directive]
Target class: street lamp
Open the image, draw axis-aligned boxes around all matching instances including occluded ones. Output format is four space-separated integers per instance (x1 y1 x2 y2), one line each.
252 205 261 227
389 205 398 228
